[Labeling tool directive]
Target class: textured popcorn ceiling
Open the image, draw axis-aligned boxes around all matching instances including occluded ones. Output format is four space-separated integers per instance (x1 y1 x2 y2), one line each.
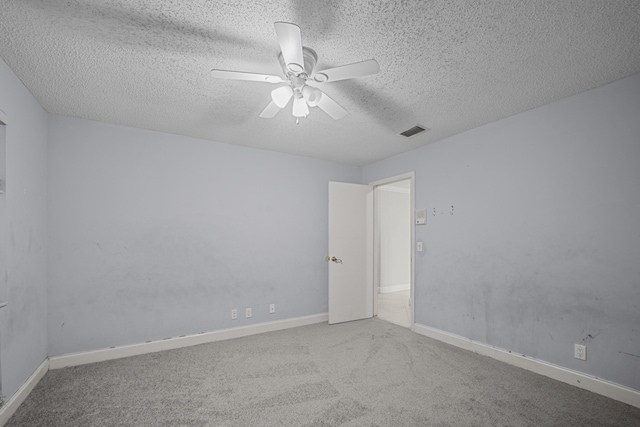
1 1 640 165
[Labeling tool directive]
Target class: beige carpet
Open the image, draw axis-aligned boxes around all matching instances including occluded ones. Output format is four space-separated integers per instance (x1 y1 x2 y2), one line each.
7 318 640 426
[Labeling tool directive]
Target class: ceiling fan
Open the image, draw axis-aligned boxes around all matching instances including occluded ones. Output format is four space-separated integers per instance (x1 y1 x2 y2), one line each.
211 22 380 122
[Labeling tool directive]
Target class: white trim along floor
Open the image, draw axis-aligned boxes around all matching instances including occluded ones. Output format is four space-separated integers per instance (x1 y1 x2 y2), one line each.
1 313 638 426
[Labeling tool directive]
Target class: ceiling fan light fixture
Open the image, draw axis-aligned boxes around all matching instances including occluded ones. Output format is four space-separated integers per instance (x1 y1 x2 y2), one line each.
302 86 322 107
292 96 309 117
271 86 293 108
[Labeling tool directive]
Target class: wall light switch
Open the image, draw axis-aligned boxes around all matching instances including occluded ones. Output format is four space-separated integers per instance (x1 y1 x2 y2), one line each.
417 241 423 252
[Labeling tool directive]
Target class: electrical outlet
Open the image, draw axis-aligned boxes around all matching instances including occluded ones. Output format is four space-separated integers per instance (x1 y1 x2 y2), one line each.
245 308 252 318
574 344 586 360
269 304 275 314
231 309 237 320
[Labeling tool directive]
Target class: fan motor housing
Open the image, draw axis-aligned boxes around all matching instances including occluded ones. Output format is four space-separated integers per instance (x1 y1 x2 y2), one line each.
279 47 318 79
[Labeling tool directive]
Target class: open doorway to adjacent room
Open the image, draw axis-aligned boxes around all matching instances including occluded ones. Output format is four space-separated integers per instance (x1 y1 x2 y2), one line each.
0 111 6 403
373 176 413 328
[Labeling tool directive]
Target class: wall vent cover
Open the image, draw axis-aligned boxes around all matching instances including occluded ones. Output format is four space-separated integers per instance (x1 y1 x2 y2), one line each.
399 125 430 138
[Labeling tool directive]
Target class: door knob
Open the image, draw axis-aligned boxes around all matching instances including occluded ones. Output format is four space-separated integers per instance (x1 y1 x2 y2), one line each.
325 256 343 264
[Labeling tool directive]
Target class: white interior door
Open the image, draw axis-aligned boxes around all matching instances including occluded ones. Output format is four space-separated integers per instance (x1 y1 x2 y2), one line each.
328 181 373 324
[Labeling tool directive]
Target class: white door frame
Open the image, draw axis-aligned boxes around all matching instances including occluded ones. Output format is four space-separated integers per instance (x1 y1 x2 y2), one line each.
0 109 7 399
369 172 415 331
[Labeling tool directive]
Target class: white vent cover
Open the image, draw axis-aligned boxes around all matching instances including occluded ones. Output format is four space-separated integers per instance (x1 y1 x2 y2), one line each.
399 125 430 138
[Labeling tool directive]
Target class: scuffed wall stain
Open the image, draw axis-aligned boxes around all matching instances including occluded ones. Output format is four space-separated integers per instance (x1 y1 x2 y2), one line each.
618 352 640 359
422 238 634 369
582 332 600 342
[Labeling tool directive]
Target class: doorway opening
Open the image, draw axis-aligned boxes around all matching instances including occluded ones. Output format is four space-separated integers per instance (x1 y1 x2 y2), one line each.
371 173 414 329
0 110 6 404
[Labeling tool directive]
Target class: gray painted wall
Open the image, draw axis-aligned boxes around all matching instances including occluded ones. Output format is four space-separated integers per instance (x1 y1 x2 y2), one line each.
0 59 49 399
363 72 640 391
47 115 361 356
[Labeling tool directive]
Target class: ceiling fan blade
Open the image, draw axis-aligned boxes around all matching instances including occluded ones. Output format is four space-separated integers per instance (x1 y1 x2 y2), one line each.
259 101 282 118
211 69 284 83
313 59 380 83
316 91 348 120
274 22 305 74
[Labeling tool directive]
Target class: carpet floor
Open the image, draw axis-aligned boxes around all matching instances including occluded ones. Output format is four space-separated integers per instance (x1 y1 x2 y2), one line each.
6 318 640 426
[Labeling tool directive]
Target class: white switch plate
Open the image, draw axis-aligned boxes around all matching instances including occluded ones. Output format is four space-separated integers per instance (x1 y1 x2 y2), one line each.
245 308 252 318
417 241 423 252
269 304 275 314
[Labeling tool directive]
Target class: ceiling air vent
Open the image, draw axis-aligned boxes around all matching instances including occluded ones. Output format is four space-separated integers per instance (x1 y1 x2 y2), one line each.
399 125 430 138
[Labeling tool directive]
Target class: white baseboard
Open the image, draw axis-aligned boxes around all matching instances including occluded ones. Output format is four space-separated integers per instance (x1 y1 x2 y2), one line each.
50 313 328 370
379 284 410 293
414 323 640 409
0 358 49 427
